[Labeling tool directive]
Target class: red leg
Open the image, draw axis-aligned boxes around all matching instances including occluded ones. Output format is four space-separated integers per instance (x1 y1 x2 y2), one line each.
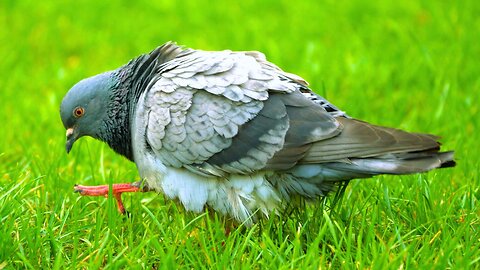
74 183 147 214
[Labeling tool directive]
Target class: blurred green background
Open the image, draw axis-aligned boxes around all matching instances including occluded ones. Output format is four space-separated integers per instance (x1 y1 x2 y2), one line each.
0 0 479 269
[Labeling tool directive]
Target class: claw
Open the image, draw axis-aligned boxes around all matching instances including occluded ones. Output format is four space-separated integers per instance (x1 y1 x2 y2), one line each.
73 184 84 194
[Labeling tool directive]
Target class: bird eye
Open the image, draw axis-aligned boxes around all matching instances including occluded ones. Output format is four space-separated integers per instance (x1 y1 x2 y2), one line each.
73 107 85 118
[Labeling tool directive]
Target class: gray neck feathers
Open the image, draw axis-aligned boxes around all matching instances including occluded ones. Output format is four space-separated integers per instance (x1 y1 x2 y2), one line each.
99 48 162 160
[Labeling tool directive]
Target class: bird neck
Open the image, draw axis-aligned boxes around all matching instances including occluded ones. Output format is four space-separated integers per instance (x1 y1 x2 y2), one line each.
97 69 134 161
99 49 161 161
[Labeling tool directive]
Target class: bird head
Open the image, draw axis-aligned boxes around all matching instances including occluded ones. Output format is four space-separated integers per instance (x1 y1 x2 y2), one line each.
60 71 117 153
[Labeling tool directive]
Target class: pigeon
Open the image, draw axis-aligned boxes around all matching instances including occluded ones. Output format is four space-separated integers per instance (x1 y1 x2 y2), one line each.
60 42 455 224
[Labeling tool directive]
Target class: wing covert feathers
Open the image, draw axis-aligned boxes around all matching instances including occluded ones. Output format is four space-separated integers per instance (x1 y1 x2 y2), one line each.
141 42 454 178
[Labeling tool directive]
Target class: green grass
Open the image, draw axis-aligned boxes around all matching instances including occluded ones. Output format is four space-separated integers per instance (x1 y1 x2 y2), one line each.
1 0 479 269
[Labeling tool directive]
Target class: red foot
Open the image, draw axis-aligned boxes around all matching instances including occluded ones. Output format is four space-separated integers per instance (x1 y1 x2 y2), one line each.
74 183 141 214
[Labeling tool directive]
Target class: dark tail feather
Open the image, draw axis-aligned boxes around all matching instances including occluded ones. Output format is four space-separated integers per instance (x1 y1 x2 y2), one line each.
322 150 455 176
438 152 456 168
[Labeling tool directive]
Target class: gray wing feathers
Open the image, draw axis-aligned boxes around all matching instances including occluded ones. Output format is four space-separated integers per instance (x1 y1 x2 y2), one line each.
301 117 441 163
204 94 290 174
264 91 342 170
146 89 263 168
155 42 193 65
152 49 300 103
199 91 341 174
143 45 317 175
243 51 309 86
143 43 451 180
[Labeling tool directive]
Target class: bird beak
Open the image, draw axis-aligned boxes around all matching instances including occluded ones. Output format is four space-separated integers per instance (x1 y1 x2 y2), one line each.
65 127 77 154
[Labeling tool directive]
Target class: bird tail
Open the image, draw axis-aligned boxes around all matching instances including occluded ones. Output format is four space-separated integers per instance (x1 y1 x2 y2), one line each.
296 117 456 177
319 150 455 177
280 118 456 199
278 150 454 201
